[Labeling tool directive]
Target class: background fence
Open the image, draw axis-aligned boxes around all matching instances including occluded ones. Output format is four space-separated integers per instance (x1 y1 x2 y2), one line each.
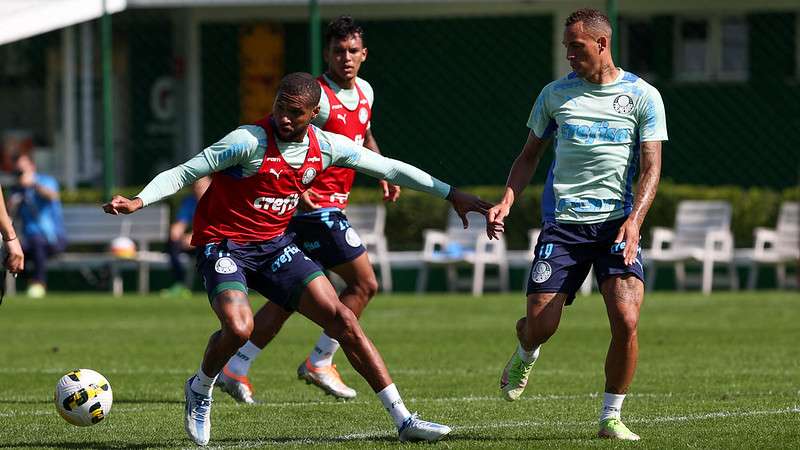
2 7 798 192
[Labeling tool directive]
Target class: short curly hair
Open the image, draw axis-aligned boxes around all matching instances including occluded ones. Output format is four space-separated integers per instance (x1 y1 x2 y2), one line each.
565 8 612 38
277 72 321 107
325 15 364 47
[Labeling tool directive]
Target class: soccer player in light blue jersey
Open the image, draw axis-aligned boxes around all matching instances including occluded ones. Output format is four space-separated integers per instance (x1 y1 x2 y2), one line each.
488 8 667 441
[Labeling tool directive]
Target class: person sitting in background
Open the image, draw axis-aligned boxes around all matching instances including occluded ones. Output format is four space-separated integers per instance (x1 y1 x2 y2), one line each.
162 176 210 298
9 153 66 298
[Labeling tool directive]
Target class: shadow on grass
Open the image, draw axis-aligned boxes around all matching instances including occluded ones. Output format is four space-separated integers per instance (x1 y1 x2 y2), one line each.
0 432 595 449
0 398 181 405
0 442 179 449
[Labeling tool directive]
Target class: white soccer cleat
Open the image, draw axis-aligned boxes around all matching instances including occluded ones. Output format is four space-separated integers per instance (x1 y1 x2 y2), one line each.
398 413 452 442
184 376 212 446
215 367 256 404
598 418 641 441
297 358 356 399
499 351 535 401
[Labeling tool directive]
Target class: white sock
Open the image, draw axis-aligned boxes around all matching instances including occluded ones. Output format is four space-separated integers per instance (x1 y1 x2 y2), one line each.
599 392 625 421
309 333 340 368
377 383 412 428
190 367 218 397
517 343 541 363
226 340 262 376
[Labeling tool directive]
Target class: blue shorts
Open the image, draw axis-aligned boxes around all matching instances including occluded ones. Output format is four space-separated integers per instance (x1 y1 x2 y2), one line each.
197 234 324 311
288 209 367 270
526 217 644 305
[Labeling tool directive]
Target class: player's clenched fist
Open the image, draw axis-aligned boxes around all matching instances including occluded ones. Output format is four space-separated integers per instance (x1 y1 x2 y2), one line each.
103 196 144 215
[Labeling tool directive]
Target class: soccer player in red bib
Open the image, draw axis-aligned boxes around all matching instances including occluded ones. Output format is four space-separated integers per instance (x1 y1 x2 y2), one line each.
103 72 489 446
217 16 400 403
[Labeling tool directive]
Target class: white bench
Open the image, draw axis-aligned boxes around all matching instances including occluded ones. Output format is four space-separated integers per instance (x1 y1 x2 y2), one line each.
417 210 509 296
345 204 393 292
746 202 799 289
647 201 737 295
7 203 172 297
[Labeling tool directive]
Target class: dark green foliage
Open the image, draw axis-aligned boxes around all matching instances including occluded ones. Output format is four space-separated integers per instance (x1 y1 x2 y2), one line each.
350 182 798 249
70 183 798 249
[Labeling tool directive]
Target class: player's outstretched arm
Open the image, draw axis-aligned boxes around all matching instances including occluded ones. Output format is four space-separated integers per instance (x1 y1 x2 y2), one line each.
102 128 258 216
103 196 144 215
487 131 549 240
615 140 662 265
329 137 492 225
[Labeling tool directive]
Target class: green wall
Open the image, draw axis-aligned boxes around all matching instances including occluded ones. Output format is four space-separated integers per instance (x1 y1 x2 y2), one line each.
198 12 799 189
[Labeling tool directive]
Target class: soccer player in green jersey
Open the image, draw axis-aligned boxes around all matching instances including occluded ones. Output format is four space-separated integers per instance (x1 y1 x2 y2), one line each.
488 8 667 440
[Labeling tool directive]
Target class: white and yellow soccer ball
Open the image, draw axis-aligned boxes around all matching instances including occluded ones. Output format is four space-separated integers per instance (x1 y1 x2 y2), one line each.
54 369 113 426
110 236 137 259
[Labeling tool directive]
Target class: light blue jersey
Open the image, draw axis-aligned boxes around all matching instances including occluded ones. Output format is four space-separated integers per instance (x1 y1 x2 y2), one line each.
528 69 668 224
136 124 450 207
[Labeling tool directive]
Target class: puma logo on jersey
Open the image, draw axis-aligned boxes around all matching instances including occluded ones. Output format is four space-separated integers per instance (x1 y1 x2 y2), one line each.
359 99 368 105
330 192 349 204
266 157 281 162
336 113 347 124
308 156 321 163
331 104 343 110
253 193 300 215
269 168 283 179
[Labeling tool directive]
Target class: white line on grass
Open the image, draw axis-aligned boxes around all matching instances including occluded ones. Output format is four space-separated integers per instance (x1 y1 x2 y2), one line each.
212 406 800 446
4 405 796 446
3 391 796 416
456 406 800 431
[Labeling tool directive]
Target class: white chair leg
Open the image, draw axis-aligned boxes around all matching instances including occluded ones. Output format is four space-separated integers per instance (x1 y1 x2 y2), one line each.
499 262 509 293
138 262 149 295
675 262 687 291
747 263 758 290
416 265 429 294
111 264 123 298
471 262 485 297
377 239 392 293
777 263 787 289
702 259 714 295
728 261 738 291
380 258 392 293
645 261 657 292
446 265 458 292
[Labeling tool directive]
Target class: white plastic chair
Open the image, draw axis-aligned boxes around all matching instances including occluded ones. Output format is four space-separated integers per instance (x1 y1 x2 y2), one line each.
417 211 508 296
647 200 736 295
345 204 392 293
747 202 799 289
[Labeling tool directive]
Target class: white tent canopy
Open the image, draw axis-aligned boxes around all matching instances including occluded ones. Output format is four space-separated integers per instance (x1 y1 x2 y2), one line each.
0 0 126 46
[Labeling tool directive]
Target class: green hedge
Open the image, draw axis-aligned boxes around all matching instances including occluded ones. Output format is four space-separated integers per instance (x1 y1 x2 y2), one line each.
70 183 799 250
348 182 799 250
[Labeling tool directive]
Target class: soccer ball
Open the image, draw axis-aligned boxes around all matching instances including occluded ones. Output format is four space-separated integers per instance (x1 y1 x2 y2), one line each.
110 236 136 259
54 369 113 426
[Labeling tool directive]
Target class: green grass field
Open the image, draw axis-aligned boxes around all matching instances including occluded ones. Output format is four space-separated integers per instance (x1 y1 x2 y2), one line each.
1 291 798 448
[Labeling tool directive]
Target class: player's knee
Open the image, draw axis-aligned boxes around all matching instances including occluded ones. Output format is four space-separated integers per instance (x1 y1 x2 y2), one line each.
611 314 639 341
329 307 362 346
352 275 379 301
224 315 253 347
